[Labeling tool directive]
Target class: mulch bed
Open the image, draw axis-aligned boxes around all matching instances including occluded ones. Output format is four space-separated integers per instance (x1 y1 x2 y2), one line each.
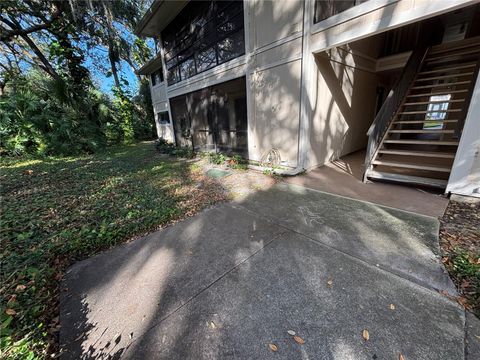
439 196 480 316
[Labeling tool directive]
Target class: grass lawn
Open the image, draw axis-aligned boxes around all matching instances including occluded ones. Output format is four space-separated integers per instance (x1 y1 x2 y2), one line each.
0 142 224 359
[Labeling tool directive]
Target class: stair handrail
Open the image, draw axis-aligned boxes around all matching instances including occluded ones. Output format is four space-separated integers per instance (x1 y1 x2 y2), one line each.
363 45 429 181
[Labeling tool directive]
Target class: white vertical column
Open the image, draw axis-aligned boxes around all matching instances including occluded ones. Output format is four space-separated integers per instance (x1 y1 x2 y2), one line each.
244 0 257 161
298 0 314 169
446 74 480 197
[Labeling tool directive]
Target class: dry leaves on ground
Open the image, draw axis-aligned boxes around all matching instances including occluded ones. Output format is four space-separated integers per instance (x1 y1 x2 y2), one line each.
362 329 369 341
268 343 278 352
293 336 305 345
439 199 479 316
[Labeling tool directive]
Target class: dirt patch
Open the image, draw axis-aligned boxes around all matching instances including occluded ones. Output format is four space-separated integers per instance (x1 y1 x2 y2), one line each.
198 159 277 201
439 195 480 317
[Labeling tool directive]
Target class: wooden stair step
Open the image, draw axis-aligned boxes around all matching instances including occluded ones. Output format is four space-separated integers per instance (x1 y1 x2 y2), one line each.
378 149 456 158
426 47 480 61
415 72 474 82
398 109 461 115
372 160 451 172
366 171 448 188
417 63 477 75
429 36 480 55
403 99 465 106
406 89 468 98
383 139 459 145
426 53 480 66
411 81 471 90
394 119 458 124
426 57 480 67
388 129 454 134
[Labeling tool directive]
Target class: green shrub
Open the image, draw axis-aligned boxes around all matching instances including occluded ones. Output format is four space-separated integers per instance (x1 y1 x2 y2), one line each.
0 71 156 157
228 154 248 170
208 152 226 165
155 139 194 158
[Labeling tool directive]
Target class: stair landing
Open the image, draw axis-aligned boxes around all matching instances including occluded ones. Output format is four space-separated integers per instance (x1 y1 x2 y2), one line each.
286 150 448 218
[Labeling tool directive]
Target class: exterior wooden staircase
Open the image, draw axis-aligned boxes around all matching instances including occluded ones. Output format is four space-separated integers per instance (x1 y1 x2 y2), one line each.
364 36 480 189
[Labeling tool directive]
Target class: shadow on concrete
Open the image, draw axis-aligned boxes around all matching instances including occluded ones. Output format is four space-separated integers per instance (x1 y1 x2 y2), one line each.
60 182 462 360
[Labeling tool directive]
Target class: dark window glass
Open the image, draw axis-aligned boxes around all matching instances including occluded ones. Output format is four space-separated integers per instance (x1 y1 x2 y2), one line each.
179 57 196 80
167 67 180 84
217 31 244 63
170 77 247 155
151 68 164 86
196 46 217 72
314 0 370 24
162 0 245 85
217 12 243 37
158 111 170 124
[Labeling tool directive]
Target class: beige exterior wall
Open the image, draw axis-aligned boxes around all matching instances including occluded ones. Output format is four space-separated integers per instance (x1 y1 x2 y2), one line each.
152 100 174 143
251 0 303 48
250 60 302 166
247 0 304 166
307 37 380 169
144 0 479 183
303 0 479 175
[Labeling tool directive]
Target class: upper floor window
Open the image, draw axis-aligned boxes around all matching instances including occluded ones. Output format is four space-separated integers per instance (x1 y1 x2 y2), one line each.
314 0 370 24
151 68 164 86
162 0 245 86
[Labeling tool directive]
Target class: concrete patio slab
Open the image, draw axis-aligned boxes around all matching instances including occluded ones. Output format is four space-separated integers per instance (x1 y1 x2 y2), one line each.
122 232 464 360
238 183 456 294
286 150 449 218
60 205 286 359
60 184 463 359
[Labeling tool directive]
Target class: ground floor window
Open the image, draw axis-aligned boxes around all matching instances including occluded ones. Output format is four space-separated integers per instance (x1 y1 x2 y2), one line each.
169 77 248 156
157 111 170 125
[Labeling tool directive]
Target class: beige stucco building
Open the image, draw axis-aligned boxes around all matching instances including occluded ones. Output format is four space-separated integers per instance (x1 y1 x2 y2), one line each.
136 0 480 197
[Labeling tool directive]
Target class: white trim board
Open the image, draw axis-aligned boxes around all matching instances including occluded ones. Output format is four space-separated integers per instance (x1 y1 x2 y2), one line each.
310 0 479 54
311 0 398 34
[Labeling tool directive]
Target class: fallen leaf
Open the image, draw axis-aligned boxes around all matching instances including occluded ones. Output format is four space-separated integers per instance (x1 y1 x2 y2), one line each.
362 329 369 341
268 343 278 352
399 354 405 360
293 336 305 345
456 296 469 308
5 308 16 316
15 284 27 292
389 304 395 310
287 330 296 336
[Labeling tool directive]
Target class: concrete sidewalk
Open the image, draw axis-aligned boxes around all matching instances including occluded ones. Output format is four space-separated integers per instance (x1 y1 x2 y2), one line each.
60 184 468 359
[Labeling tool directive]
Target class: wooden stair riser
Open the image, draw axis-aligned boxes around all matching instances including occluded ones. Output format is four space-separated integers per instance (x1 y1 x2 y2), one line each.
365 36 480 188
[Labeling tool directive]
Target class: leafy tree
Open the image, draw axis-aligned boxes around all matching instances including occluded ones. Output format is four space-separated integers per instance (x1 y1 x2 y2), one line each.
0 0 156 156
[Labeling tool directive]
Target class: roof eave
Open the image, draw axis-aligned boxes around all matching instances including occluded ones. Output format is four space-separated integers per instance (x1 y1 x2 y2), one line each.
134 0 188 37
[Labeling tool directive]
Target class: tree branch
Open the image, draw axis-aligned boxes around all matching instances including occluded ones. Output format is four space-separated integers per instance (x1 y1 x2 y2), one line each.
0 9 61 42
3 17 63 82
